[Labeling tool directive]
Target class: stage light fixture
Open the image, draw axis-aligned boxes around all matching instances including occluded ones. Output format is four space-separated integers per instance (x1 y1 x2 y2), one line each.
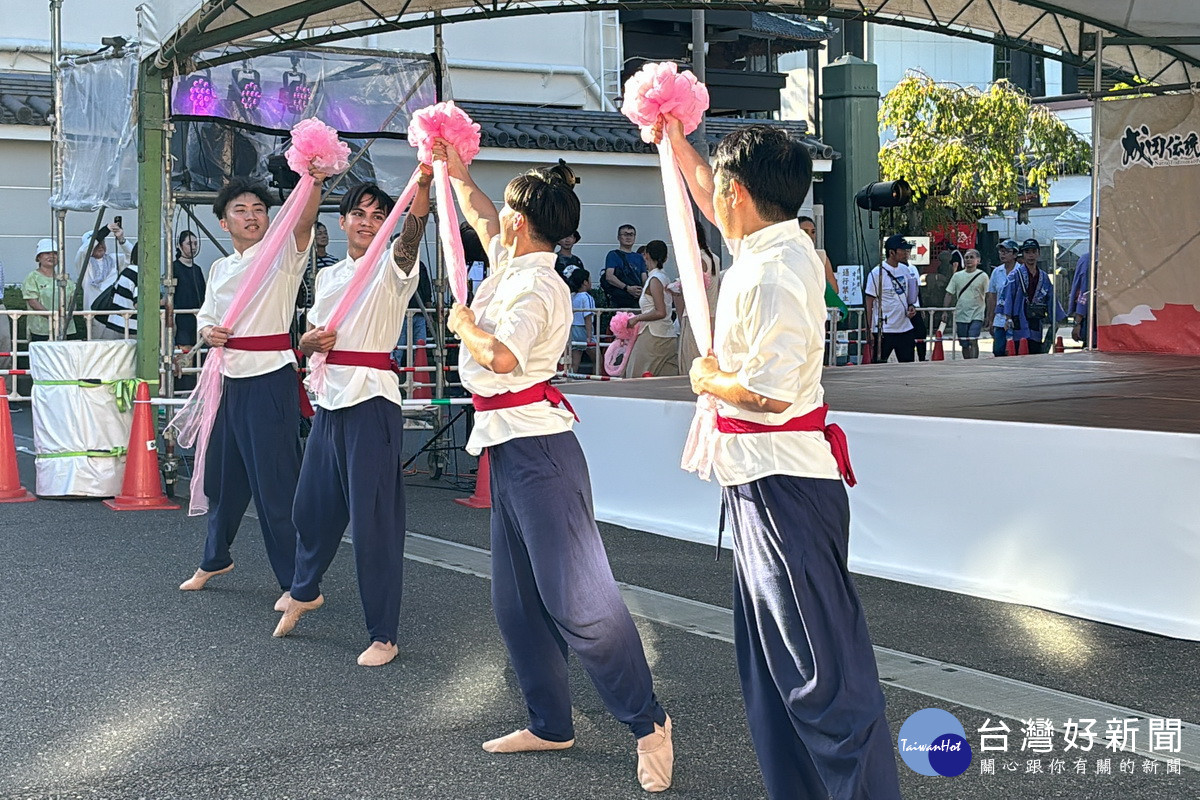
854 179 913 211
281 69 312 115
185 72 217 115
232 66 263 112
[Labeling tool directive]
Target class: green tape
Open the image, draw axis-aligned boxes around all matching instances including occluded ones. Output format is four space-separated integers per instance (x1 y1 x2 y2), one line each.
36 447 128 459
32 378 141 412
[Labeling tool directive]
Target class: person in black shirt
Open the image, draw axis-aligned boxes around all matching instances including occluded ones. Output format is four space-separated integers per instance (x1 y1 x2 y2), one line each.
173 230 207 391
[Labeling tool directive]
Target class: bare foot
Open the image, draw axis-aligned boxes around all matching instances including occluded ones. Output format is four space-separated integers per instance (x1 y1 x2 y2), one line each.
179 563 234 591
482 729 575 754
637 715 673 792
356 641 398 667
272 594 324 637
274 591 291 612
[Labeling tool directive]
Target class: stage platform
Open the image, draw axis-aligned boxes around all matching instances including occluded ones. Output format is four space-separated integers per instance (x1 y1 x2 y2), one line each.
562 353 1200 640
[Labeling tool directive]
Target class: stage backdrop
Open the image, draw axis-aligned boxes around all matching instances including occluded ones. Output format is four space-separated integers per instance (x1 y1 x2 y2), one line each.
1096 92 1200 354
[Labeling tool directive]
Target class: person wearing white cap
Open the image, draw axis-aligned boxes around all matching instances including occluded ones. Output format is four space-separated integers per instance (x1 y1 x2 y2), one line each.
76 222 130 339
22 239 59 344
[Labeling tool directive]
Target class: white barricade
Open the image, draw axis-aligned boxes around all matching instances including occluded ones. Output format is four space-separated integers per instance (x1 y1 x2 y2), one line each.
30 340 136 497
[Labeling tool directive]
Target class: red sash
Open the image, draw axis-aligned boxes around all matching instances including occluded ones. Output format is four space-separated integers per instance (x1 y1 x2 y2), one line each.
472 381 579 422
715 404 856 487
326 350 398 372
224 332 314 418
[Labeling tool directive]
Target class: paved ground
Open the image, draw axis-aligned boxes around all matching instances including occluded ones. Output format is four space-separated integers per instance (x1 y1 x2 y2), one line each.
2 409 1198 799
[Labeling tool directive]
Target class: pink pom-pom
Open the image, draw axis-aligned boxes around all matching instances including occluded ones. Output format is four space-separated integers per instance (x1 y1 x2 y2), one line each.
408 101 482 166
286 118 351 175
610 311 638 340
620 62 710 143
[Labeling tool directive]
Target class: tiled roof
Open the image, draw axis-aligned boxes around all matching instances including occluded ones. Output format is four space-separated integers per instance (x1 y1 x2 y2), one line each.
458 103 837 160
749 13 837 43
0 72 52 126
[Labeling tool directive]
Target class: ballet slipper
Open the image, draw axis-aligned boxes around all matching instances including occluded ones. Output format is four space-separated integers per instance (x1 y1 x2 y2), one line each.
482 729 575 754
357 641 398 667
274 591 291 612
637 715 673 792
179 563 233 591
272 594 324 637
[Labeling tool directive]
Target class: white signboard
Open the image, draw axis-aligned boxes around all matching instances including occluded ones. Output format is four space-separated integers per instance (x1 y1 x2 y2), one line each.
836 264 864 306
908 236 931 265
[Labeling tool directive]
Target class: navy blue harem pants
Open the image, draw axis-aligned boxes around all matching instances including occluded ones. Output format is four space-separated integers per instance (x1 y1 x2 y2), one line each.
201 365 302 590
290 397 407 645
488 431 667 741
724 475 902 800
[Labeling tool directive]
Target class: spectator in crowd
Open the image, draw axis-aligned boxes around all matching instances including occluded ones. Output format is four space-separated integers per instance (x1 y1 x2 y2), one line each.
602 224 646 308
563 265 595 373
864 235 920 363
77 223 130 339
986 239 1020 356
172 230 207 391
942 248 988 358
797 215 840 298
624 239 678 377
23 239 58 344
556 230 585 275
395 259 432 367
674 220 722 367
1069 251 1094 346
313 221 340 270
463 220 489 298
1002 238 1060 355
101 242 140 338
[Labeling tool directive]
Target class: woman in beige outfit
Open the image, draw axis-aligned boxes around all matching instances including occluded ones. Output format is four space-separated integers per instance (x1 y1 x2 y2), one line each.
624 240 679 378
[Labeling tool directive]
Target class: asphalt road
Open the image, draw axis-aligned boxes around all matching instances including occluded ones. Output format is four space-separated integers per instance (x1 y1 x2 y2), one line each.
1 412 1198 799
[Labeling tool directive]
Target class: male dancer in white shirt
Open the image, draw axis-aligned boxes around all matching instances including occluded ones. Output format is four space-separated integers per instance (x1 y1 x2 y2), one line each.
181 175 323 611
660 119 902 799
437 141 674 793
273 174 430 667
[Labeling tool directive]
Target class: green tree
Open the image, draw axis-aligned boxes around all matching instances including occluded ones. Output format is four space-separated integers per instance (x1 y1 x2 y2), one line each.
878 73 1091 230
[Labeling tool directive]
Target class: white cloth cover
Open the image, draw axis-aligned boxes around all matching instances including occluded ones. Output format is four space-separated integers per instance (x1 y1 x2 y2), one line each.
30 340 136 497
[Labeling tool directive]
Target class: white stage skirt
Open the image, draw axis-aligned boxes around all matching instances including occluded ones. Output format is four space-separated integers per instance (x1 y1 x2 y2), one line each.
568 393 1200 641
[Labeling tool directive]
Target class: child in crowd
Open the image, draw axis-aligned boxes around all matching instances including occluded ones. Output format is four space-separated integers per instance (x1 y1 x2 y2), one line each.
563 265 594 373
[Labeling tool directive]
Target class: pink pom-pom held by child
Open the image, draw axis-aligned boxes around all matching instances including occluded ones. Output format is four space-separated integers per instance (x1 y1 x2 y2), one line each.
285 118 352 175
620 62 709 142
408 101 482 165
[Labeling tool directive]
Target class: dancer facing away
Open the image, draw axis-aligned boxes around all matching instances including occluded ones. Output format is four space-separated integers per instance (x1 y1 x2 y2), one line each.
272 174 431 667
660 119 903 800
181 174 324 609
437 140 674 793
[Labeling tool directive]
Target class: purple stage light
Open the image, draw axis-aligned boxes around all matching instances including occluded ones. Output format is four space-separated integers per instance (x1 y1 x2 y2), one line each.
232 67 263 113
186 75 217 115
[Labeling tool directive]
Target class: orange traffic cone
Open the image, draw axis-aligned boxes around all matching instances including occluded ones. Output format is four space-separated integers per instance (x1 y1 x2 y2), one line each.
454 450 491 509
1054 336 1065 353
104 382 180 511
1005 337 1017 356
931 331 945 361
0 383 35 503
1017 338 1030 355
413 338 432 400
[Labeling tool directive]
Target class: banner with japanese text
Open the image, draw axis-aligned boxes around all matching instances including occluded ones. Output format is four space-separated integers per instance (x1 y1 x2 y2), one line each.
1096 91 1200 354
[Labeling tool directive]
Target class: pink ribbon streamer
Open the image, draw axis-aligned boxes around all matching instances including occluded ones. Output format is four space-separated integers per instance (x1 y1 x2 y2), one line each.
433 160 469 304
306 167 425 398
657 137 720 481
171 174 320 515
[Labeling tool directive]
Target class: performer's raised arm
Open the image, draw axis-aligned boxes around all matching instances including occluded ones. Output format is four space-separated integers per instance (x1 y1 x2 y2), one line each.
293 166 329 251
658 114 717 227
392 165 433 274
435 139 500 246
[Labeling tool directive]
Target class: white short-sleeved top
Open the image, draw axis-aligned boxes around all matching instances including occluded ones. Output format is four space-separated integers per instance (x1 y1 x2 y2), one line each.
459 237 575 455
197 232 311 379
307 248 419 411
710 220 841 487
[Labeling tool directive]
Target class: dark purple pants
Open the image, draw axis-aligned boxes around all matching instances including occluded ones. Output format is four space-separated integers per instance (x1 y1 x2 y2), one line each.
290 397 407 645
488 431 667 741
724 475 902 800
201 365 301 590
